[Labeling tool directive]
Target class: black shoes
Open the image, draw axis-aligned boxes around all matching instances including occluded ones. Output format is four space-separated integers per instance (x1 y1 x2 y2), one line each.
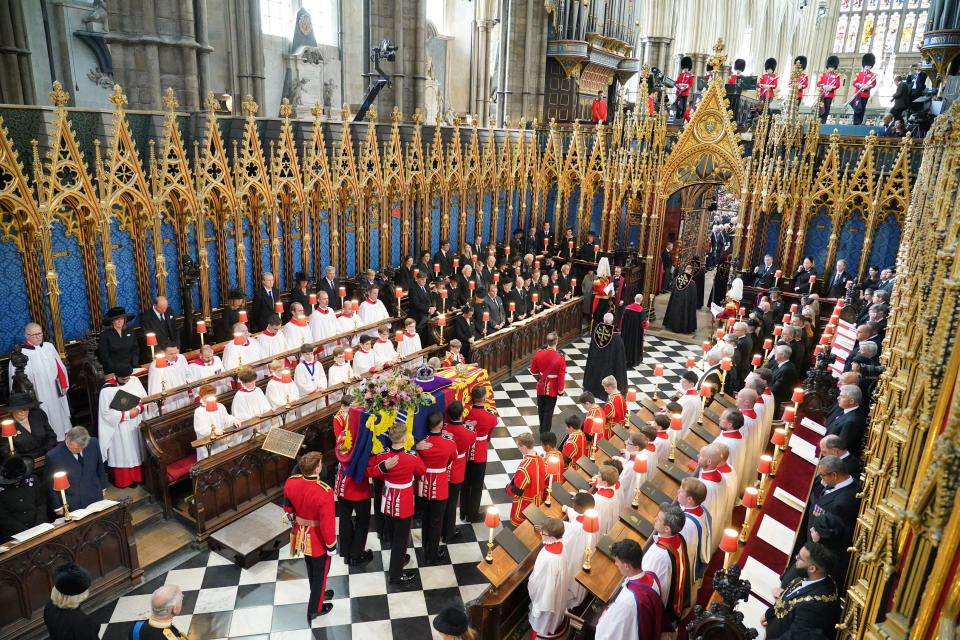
349 549 374 567
443 526 463 543
389 570 418 585
307 602 334 621
424 549 449 565
324 589 334 600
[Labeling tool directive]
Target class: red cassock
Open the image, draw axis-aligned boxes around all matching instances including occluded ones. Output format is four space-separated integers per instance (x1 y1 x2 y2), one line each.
592 98 608 123
586 406 606 440
603 391 627 438
283 475 337 557
561 430 588 464
367 448 426 518
758 73 778 100
592 277 610 313
416 432 458 500
443 420 477 484
676 72 694 97
333 407 371 501
853 70 877 98
442 351 465 367
466 405 498 463
817 72 840 98
506 453 547 526
530 347 566 396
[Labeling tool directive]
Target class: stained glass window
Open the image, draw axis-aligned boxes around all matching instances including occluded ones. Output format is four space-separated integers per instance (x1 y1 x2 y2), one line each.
834 0 925 60
835 16 849 51
880 0 891 8
921 0 930 7
847 15 861 51
893 0 903 9
900 12 916 51
875 13 888 49
913 11 926 50
853 0 864 9
886 12 901 50
907 0 919 8
867 0 878 9
841 0 852 10
861 14 876 51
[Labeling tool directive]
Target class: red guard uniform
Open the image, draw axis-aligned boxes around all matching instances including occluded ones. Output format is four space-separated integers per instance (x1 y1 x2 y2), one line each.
283 473 337 615
817 71 840 99
561 430 588 464
853 70 877 99
442 419 477 541
794 73 809 100
416 430 457 562
603 391 627 440
461 403 498 522
530 346 567 435
506 452 547 526
367 447 425 579
466 405 497 464
441 351 465 367
332 407 372 563
758 73 778 101
676 71 694 97
592 277 611 313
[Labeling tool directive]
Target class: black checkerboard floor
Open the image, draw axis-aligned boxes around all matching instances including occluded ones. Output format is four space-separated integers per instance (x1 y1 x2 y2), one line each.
90 331 700 639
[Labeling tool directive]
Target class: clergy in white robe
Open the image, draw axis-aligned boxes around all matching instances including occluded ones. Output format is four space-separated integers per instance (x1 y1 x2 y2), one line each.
397 318 423 366
309 292 339 354
352 336 378 377
643 506 692 626
186 345 230 395
356 287 389 337
293 346 327 413
595 541 663 640
281 314 311 352
231 368 274 436
527 519 572 638
12 324 72 440
193 384 241 460
676 374 702 438
336 308 361 345
678 477 713 586
593 466 621 536
696 444 733 543
327 348 352 404
717 408 751 495
372 327 399 368
561 493 595 609
650 415 673 465
221 323 264 372
147 347 191 414
257 319 289 361
715 442 740 509
97 368 146 487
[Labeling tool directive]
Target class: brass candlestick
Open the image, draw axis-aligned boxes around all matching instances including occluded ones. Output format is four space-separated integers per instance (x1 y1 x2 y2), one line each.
59 489 71 521
583 536 593 572
632 485 641 509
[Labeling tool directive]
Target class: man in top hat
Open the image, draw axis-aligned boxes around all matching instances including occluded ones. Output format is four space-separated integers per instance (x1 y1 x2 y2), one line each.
43 563 98 640
792 56 809 102
251 272 281 333
98 307 138 376
817 56 842 123
98 363 146 487
728 58 746 86
758 58 779 109
12 323 72 441
851 53 878 126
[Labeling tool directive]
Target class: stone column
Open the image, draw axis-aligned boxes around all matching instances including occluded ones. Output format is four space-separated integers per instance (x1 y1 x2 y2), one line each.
247 0 265 108
193 0 209 110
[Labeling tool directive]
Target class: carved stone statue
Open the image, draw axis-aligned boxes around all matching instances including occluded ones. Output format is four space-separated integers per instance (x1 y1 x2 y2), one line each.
82 0 109 33
288 77 309 107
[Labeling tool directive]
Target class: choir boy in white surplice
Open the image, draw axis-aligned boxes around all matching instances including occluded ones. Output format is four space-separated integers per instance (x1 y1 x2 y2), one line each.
649 414 673 465
193 384 240 460
221 323 264 372
372 325 399 368
257 315 289 360
326 346 352 404
592 465 622 536
97 364 146 487
676 371 702 438
352 335 378 377
677 477 713 589
147 345 191 414
695 444 733 543
265 359 300 415
594 538 663 640
397 317 423 366
715 441 741 519
562 492 595 609
187 344 230 395
336 304 360 345
230 367 273 437
617 433 651 513
281 303 311 351
717 407 751 495
293 345 327 413
356 285 389 338
12 323 71 440
309 291 339 355
527 518 573 639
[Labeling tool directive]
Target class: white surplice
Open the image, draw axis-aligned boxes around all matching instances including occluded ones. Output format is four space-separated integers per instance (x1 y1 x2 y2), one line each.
352 348 377 377
294 359 327 414
265 376 301 421
221 339 264 372
97 377 146 469
147 354 191 414
186 356 231 395
309 307 339 354
336 313 360 345
527 542 571 636
11 342 71 440
397 331 423 366
372 338 398 368
326 361 352 404
677 390 702 438
281 321 311 352
562 513 590 608
257 330 289 361
230 385 274 435
193 403 240 460
356 298 389 337
593 487 619 536
595 572 660 640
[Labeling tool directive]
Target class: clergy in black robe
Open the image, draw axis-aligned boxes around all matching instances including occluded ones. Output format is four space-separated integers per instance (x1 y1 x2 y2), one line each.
693 264 706 310
663 265 698 335
583 316 628 401
710 260 732 307
619 295 648 366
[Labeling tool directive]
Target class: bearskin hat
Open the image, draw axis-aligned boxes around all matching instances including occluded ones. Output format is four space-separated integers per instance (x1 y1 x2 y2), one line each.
795 55 807 70
765 57 777 72
734 58 746 72
826 55 840 69
862 53 876 67
680 56 693 71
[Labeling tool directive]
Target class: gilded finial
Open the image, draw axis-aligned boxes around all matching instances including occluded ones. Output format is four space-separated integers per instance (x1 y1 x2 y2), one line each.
310 102 323 118
109 85 127 110
162 87 179 111
412 108 423 124
504 115 512 128
489 116 496 128
279 98 293 118
341 103 351 121
204 91 220 112
49 81 69 108
435 112 442 127
391 106 402 122
241 95 258 117
367 106 377 121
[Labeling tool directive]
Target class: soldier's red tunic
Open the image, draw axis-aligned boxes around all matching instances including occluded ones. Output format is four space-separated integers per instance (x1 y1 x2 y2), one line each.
465 404 498 463
443 419 477 484
530 347 566 396
367 448 426 518
283 474 337 557
333 407 371 501
505 453 548 526
416 432 457 500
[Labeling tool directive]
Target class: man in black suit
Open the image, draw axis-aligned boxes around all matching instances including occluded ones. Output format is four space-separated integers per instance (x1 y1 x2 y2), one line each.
763 542 841 639
767 345 798 415
826 259 853 299
140 295 179 350
733 322 754 384
469 237 484 260
844 322 883 372
479 254 497 289
433 240 454 277
534 220 553 255
752 254 776 289
576 231 598 263
890 75 911 122
557 262 574 297
818 435 861 485
251 272 281 332
804 456 860 571
484 283 505 332
408 271 435 339
46 426 107 513
826 385 868 455
289 271 311 315
316 266 342 311
877 268 894 292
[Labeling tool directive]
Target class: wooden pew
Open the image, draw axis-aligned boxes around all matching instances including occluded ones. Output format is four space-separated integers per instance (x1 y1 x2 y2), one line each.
0 503 140 640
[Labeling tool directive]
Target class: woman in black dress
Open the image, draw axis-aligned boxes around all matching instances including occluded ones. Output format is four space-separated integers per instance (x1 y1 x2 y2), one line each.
97 307 138 375
0 455 47 539
793 256 818 295
1 393 57 458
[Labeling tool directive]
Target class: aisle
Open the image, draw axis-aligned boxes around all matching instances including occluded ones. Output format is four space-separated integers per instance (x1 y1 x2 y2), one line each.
91 332 700 640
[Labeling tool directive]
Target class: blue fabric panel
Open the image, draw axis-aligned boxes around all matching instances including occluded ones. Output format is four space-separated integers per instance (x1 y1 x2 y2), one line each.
431 193 442 254
161 221 182 312
511 190 521 232
275 219 286 286
803 207 832 269
763 215 782 263
345 229 356 276
50 220 91 341
241 218 255 298
185 224 200 308
0 238 30 352
291 226 303 280
545 185 558 228
482 191 492 244
524 189 534 230
391 207 402 265
225 220 238 292
370 225 380 270
318 218 331 269
836 211 866 275
259 217 270 277
449 193 460 251
205 219 220 307
110 221 139 315
497 190 508 243
868 215 901 271
566 187 580 232
590 190 604 237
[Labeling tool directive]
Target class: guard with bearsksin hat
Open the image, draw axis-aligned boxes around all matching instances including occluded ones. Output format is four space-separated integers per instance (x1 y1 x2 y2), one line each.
758 57 778 109
728 58 746 86
793 56 809 101
817 55 842 123
851 53 878 125
675 56 694 120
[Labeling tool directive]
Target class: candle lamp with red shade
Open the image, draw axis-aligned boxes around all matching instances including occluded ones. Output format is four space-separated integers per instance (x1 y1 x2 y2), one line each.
587 416 603 461
52 471 71 520
155 354 168 394
720 528 739 568
238 309 248 324
437 315 446 345
205 395 219 440
145 332 157 359
484 506 500 563
196 321 207 345
668 413 682 462
771 428 789 474
757 455 774 506
544 453 561 507
631 454 647 508
581 509 600 571
739 488 760 543
652 363 663 400
626 387 638 424
2 419 15 453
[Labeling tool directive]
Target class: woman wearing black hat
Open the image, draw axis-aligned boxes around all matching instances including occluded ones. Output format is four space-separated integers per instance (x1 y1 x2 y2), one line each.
98 307 138 375
43 563 98 640
432 606 477 640
1 392 57 458
0 455 47 539
217 288 247 342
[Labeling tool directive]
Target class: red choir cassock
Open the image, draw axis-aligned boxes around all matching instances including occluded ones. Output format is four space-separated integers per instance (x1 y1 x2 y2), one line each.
561 430 588 464
585 406 606 440
466 404 498 463
603 391 627 439
817 72 840 98
367 448 426 518
627 572 664 640
530 347 566 397
283 475 337 557
506 453 547 526
415 432 458 500
443 419 477 485
758 73 778 100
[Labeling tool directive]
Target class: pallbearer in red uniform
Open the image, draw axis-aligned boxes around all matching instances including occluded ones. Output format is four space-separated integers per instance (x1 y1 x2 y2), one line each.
560 414 588 466
757 58 778 110
441 401 476 542
283 451 337 621
462 386 498 523
332 407 374 567
674 56 694 120
530 331 567 434
818 55 841 123
601 376 627 440
851 53 877 125
505 432 547 526
416 411 458 564
367 423 426 584
793 56 809 102
727 58 746 86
